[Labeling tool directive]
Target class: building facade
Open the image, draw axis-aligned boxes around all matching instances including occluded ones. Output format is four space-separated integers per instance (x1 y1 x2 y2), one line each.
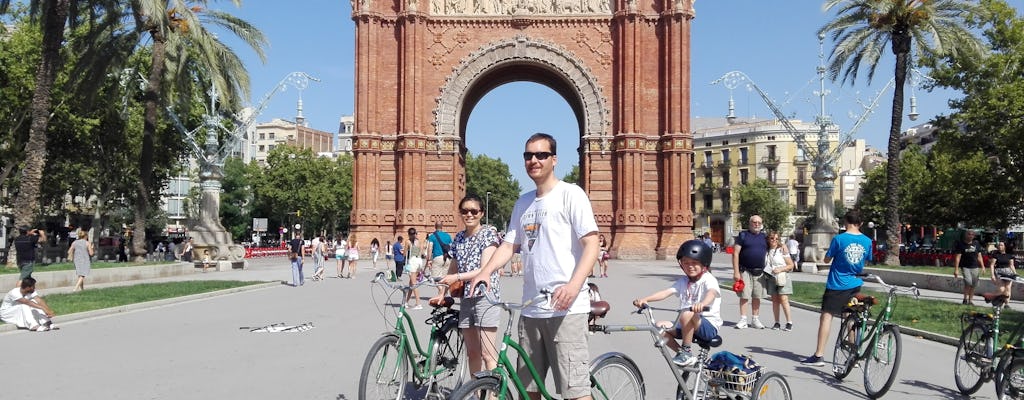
249 118 334 165
690 118 865 245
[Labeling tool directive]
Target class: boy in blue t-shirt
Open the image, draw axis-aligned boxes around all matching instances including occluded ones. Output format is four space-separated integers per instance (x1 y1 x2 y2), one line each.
801 210 873 366
633 240 722 367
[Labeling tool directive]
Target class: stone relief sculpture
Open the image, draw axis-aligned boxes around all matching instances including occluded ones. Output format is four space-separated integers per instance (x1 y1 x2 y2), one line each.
430 0 612 15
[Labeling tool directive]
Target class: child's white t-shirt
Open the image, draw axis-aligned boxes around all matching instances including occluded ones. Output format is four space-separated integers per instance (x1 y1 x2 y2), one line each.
669 273 722 328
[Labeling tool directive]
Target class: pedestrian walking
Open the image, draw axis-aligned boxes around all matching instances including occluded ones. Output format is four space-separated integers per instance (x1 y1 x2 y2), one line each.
68 230 94 291
731 215 768 329
954 230 987 305
765 231 795 331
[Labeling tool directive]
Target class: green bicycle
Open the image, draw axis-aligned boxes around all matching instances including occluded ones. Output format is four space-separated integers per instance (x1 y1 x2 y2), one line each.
832 273 919 399
358 272 468 399
954 274 1024 399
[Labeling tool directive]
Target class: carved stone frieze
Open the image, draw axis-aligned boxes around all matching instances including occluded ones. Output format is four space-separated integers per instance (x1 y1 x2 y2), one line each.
434 35 610 141
430 0 612 16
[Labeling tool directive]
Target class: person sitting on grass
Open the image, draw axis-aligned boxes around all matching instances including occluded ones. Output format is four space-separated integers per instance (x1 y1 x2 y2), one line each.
0 277 57 332
632 239 721 367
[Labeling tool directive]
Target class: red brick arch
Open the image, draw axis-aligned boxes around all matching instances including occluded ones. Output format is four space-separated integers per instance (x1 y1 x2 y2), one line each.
349 0 697 258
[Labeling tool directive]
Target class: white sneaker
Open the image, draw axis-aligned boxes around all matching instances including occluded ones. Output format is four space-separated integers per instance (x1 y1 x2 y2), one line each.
672 350 698 367
751 317 766 329
734 317 748 329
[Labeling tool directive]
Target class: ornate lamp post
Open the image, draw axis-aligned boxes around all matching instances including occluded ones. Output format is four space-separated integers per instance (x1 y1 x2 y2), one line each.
712 36 930 264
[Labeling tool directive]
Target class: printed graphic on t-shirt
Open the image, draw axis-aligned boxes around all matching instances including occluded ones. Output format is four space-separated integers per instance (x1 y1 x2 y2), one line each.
523 209 545 251
844 243 868 265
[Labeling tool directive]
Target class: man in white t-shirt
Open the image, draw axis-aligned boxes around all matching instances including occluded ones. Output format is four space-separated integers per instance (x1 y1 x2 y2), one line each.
0 277 56 331
471 133 600 400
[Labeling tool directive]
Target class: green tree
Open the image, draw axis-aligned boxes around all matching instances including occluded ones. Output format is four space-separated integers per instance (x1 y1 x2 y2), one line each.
465 152 520 230
1 0 71 228
125 1 268 259
220 157 253 240
562 165 580 185
925 0 1024 227
252 147 352 238
735 179 792 234
819 0 987 265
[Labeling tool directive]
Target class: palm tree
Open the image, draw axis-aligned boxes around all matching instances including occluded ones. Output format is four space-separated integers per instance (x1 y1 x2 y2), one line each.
1 0 70 229
818 0 986 265
125 0 266 260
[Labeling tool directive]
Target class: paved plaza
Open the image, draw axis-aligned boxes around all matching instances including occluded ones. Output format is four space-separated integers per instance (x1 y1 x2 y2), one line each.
0 253 1003 399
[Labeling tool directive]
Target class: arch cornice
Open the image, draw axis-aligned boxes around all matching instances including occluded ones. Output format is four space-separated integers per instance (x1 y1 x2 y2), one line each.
433 35 610 141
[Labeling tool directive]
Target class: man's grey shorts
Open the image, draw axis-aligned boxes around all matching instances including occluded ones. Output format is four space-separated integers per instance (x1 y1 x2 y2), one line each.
962 268 981 287
738 270 769 299
517 314 590 398
18 261 34 280
458 295 501 329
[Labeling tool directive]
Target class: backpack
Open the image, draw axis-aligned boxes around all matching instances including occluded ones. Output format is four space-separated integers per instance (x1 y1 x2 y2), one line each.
433 232 451 260
706 351 761 375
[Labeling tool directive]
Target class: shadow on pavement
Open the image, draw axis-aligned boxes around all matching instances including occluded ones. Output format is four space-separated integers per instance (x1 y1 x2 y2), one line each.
743 345 804 362
898 379 967 398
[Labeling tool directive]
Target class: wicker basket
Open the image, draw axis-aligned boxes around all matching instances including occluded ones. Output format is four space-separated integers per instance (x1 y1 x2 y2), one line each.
704 367 762 394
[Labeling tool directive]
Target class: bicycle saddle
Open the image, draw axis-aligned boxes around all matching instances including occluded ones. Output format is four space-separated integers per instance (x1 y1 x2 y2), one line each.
851 294 878 307
590 301 610 318
980 293 1009 306
695 335 722 349
429 297 455 308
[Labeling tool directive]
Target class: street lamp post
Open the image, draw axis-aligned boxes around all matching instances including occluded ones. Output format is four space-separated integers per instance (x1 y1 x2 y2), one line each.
868 221 877 241
486 191 491 227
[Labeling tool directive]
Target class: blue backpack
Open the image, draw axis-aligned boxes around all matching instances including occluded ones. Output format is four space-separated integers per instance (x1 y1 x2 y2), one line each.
706 351 761 375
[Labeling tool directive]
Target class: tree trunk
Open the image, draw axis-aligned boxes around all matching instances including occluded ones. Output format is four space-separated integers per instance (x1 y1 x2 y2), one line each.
11 0 70 227
884 33 911 266
132 31 167 262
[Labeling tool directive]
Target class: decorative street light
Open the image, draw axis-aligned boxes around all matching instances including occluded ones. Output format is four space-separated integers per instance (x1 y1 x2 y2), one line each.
712 35 931 263
486 191 491 227
868 221 877 241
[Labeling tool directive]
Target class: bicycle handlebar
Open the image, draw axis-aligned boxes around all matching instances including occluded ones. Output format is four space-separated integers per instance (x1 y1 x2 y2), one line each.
371 271 445 292
856 273 921 299
481 287 552 312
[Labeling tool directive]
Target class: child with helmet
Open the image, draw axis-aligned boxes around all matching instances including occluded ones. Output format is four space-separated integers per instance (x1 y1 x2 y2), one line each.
633 239 722 367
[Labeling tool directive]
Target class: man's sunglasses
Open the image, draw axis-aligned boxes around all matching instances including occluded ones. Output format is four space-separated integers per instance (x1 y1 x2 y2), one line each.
460 208 482 216
522 151 555 161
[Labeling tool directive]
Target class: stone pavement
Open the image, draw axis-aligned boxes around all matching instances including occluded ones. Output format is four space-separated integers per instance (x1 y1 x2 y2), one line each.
0 253 1005 399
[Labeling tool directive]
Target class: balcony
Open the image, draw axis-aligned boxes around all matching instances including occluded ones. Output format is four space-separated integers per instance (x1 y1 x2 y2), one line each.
697 161 714 172
793 156 809 165
717 184 731 194
716 160 732 170
761 156 780 168
794 207 810 216
698 182 716 193
736 158 750 166
699 207 713 215
771 178 789 187
793 178 811 188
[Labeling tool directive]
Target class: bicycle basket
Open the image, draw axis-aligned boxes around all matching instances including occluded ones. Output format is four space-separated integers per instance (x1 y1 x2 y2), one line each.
703 367 762 393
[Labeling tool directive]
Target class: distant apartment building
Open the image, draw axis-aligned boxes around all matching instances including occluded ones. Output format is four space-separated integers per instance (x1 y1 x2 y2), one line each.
249 117 334 165
899 122 940 154
690 118 865 244
336 115 354 157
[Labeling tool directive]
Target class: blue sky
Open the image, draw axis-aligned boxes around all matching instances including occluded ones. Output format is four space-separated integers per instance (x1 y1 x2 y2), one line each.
218 0 962 189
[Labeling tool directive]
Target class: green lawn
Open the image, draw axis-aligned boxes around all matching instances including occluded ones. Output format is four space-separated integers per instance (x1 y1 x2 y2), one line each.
1 261 175 275
868 264 955 276
724 280 1024 344
2 281 266 325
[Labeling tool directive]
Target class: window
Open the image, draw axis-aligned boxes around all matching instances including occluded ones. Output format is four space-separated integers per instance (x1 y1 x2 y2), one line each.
703 194 713 210
767 145 777 159
268 144 275 151
722 174 730 188
703 172 712 183
721 194 731 211
797 167 807 184
740 169 749 185
740 138 747 143
258 145 265 151
269 132 275 140
796 191 808 211
704 151 713 165
739 147 748 165
722 140 729 146
721 149 730 163
259 132 265 140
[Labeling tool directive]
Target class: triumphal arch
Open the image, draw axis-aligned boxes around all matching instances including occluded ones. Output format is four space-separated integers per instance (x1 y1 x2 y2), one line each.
348 0 697 258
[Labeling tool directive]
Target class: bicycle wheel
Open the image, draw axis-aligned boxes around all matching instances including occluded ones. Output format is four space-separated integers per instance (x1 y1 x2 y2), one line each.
997 357 1024 400
677 371 705 400
832 313 859 380
358 335 412 400
447 376 512 400
590 354 644 400
751 371 793 400
429 328 468 398
954 322 991 395
863 324 902 399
